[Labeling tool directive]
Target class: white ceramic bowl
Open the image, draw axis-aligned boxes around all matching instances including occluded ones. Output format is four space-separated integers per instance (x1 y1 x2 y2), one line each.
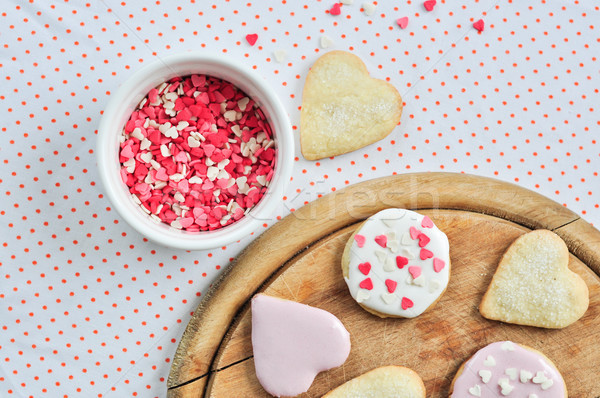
97 52 293 250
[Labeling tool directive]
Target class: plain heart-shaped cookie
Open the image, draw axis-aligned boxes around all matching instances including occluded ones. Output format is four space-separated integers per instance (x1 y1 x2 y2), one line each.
300 50 403 160
323 366 426 398
479 229 589 329
251 294 351 397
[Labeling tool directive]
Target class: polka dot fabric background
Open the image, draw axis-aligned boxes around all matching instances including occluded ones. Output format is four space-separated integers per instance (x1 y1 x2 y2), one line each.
1 0 598 396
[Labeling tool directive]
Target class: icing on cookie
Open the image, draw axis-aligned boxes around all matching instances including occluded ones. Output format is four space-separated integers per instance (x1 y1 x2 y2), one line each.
251 294 351 397
344 208 451 317
451 341 565 397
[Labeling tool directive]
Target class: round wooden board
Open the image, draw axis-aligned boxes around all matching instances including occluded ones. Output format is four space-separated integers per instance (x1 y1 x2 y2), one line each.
167 173 600 397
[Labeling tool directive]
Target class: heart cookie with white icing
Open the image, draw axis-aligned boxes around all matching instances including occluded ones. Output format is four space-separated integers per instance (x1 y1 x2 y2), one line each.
300 50 403 160
323 366 426 398
450 341 567 397
341 208 451 318
480 229 589 329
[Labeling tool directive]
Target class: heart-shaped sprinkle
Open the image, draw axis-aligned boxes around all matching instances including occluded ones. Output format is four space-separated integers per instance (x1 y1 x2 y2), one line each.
385 279 397 293
532 371 547 384
498 378 514 395
401 248 415 259
412 275 426 287
428 279 441 293
383 257 396 272
356 289 370 303
409 226 421 240
520 369 533 383
401 233 412 246
483 355 496 367
421 216 434 228
408 266 422 280
473 19 485 32
401 297 414 310
420 248 433 260
330 2 341 15
433 257 445 272
387 239 400 253
245 33 258 46
362 1 376 16
380 292 397 305
320 35 334 49
251 294 351 397
505 368 517 381
541 379 554 390
359 278 373 290
479 369 492 384
396 256 408 269
358 262 371 275
417 233 430 248
423 0 436 11
501 341 515 352
396 16 409 29
375 250 387 263
375 234 387 248
468 384 481 397
354 234 366 248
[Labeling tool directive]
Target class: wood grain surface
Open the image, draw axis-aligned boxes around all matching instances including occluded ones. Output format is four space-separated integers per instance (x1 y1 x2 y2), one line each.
167 173 599 397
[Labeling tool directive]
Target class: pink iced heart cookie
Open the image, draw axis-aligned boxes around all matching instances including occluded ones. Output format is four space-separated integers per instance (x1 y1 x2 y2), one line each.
251 294 351 397
450 341 567 397
342 208 451 318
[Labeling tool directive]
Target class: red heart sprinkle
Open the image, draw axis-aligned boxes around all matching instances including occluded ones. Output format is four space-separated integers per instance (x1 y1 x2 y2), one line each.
245 33 258 46
385 279 397 293
396 256 408 269
358 262 371 275
473 19 485 32
396 16 409 29
423 0 436 11
409 227 421 240
374 234 387 248
408 266 422 279
421 216 434 228
354 234 366 248
420 248 433 260
401 297 414 310
330 3 341 15
433 258 445 273
359 278 373 290
417 233 431 248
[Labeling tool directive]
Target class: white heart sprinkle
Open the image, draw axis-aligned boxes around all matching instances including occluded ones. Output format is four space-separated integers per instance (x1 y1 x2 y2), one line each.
383 257 396 272
532 371 547 384
140 138 151 150
428 279 441 293
375 250 387 263
160 144 171 157
320 35 334 49
505 368 517 380
541 379 554 390
131 127 144 140
401 233 413 246
140 152 153 163
520 369 533 383
483 355 496 367
468 384 481 397
341 0 353 4
356 289 370 303
412 275 426 287
187 136 201 148
498 377 514 395
479 369 492 384
401 248 415 259
163 126 178 139
380 292 397 304
237 97 250 111
273 49 287 63
387 240 400 253
206 166 219 181
189 176 203 184
501 341 515 352
362 2 376 15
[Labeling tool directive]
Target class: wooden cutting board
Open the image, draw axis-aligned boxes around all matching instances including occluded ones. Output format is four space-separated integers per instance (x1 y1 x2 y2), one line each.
167 173 600 397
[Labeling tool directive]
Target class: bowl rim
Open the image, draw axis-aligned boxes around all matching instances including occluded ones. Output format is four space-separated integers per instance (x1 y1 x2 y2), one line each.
97 51 294 250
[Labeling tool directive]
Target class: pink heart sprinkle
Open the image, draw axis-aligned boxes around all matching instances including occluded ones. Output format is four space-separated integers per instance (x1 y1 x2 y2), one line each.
408 266 422 279
246 33 258 46
359 278 373 290
330 3 341 15
179 217 194 228
121 145 134 159
473 19 485 32
354 234 366 248
420 248 434 260
374 234 387 248
396 16 409 29
358 262 371 276
418 233 431 248
421 216 434 228
155 168 169 182
409 227 421 240
385 279 397 293
396 256 408 269
401 297 414 310
433 258 445 273
423 0 436 12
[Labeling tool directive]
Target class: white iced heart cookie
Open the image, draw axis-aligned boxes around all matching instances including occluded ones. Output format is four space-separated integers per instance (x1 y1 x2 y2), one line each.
450 341 567 397
322 365 426 398
300 50 403 160
341 208 450 318
251 294 351 397
480 229 589 328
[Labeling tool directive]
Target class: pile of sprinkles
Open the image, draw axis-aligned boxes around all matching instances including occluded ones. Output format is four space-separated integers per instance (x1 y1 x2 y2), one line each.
118 74 276 232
